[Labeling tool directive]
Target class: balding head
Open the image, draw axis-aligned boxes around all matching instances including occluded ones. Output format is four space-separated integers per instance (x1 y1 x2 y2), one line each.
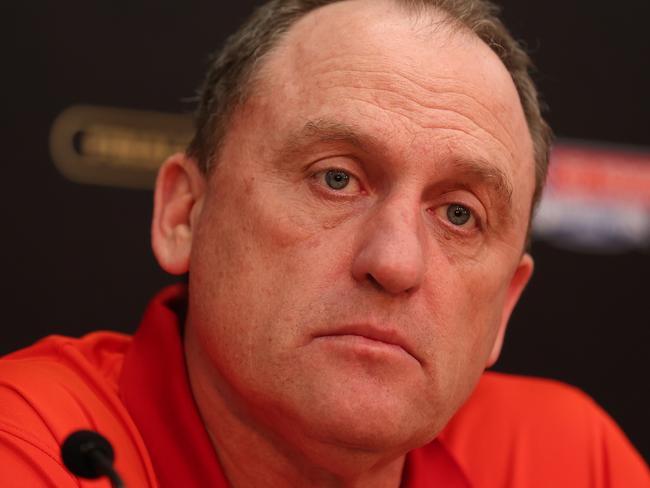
187 0 551 218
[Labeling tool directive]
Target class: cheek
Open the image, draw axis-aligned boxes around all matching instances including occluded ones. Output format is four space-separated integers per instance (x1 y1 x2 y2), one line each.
424 258 511 368
189 175 347 345
187 186 360 413
459 267 511 363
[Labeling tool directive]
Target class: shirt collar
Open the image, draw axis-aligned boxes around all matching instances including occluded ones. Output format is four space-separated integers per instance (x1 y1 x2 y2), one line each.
120 284 229 487
119 285 470 487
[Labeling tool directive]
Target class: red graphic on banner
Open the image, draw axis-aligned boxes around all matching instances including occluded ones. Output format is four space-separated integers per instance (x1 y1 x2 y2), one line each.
548 144 650 206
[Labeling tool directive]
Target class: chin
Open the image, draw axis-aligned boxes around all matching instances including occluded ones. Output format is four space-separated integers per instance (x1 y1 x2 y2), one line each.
291 386 441 455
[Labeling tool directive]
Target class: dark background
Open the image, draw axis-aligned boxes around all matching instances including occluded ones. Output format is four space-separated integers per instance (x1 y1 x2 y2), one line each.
2 0 648 461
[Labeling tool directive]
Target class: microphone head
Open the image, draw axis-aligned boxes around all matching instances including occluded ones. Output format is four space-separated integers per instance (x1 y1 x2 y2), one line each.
61 430 115 479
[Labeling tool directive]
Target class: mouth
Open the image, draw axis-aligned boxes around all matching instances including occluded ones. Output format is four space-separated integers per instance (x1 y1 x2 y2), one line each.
312 324 421 365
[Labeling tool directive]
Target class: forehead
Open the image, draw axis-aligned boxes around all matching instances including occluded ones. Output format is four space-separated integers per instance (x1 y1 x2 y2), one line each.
240 0 534 219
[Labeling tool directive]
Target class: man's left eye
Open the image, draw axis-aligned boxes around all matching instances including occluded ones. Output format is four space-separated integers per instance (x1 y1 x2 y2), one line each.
446 204 473 226
324 169 350 190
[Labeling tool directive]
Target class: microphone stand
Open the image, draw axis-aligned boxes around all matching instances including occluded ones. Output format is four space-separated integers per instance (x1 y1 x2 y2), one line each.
87 448 125 488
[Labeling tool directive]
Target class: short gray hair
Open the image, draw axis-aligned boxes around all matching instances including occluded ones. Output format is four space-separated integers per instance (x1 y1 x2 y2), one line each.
187 0 552 211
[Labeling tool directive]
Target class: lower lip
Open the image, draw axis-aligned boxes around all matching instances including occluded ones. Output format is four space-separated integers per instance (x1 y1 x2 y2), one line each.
314 334 414 361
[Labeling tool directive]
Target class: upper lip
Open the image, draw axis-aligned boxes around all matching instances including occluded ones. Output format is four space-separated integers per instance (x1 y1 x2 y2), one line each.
312 324 421 364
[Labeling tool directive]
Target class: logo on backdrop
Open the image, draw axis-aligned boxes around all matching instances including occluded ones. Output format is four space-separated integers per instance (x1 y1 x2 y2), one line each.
533 141 650 253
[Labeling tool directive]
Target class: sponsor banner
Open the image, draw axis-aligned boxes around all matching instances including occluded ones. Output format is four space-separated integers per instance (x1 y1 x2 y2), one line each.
50 105 193 189
533 140 650 252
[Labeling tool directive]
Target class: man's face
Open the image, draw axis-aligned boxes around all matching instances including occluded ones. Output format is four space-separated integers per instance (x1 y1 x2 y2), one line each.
184 0 535 457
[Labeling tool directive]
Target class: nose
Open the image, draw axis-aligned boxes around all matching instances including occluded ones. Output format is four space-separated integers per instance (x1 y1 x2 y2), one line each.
351 198 425 295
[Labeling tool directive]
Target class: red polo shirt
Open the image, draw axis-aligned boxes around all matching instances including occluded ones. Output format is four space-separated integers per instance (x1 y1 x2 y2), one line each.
0 285 647 487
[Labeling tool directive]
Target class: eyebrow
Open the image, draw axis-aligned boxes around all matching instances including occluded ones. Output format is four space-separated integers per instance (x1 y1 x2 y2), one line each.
276 117 513 208
282 118 382 155
445 158 513 208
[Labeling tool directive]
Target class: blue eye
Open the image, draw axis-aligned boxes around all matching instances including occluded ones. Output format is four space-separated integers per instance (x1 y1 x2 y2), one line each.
325 170 350 190
447 204 471 226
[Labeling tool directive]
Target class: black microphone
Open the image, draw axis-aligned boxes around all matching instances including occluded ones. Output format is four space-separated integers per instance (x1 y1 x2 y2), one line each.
61 430 126 488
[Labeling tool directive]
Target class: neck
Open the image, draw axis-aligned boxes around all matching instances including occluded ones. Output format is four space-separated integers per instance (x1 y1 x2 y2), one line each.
184 327 407 488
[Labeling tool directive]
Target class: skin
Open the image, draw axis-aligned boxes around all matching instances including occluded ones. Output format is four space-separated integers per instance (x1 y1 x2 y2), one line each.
152 0 535 486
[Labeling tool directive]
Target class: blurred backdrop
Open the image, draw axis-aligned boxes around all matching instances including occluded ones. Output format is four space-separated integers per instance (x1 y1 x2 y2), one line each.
2 0 648 461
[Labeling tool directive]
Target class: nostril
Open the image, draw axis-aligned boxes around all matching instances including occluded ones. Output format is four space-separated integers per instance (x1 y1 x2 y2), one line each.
366 273 382 291
365 273 417 295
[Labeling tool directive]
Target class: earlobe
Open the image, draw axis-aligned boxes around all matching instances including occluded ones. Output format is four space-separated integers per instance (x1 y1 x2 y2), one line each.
151 153 206 275
486 253 534 367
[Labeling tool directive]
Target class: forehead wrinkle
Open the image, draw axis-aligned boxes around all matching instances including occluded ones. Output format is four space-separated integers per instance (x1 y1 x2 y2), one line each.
352 85 514 160
334 92 515 175
316 64 517 151
392 68 523 159
306 67 521 164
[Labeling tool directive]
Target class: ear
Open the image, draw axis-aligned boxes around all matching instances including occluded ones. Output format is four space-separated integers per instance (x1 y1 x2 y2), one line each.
151 153 206 275
486 253 534 367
